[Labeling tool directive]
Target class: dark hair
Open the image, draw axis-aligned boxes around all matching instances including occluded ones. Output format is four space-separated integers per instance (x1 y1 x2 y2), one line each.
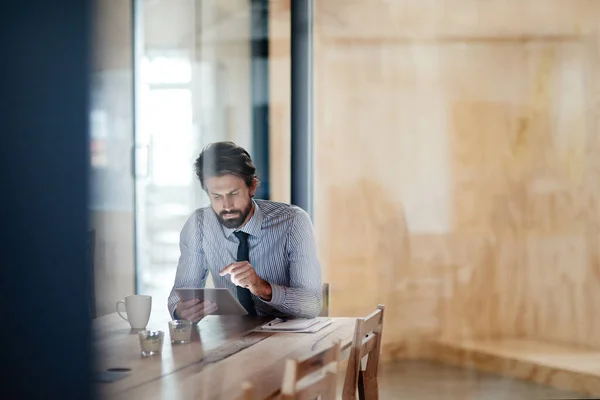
194 141 257 190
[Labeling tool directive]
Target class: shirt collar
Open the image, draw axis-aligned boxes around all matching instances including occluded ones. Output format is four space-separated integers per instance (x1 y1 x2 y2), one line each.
223 199 263 238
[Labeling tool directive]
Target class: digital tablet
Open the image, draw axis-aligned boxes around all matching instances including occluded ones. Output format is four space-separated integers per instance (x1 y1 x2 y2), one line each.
175 288 248 316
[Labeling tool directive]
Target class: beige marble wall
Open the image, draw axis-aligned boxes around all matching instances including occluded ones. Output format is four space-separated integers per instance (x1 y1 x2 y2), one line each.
270 0 600 356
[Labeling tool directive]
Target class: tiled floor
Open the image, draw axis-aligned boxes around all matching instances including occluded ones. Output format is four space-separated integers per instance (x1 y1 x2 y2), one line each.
340 360 591 399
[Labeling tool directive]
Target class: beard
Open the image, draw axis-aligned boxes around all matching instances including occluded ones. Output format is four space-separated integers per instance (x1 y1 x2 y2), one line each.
216 200 253 229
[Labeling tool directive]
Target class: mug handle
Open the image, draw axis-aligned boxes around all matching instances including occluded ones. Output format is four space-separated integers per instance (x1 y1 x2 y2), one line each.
116 300 128 322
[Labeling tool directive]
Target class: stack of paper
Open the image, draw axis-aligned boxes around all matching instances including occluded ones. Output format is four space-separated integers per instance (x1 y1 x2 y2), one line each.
257 317 332 333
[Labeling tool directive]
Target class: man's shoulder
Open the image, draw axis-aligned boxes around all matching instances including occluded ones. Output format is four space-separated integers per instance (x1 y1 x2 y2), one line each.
186 205 217 226
189 205 212 218
256 200 313 234
255 199 307 220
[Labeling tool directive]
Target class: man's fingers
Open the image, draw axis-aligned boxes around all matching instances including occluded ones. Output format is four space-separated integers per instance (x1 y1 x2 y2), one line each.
203 303 219 314
179 307 196 321
190 314 203 324
190 309 207 323
178 301 219 323
219 261 250 276
193 301 217 315
176 299 200 318
180 298 201 307
190 303 219 323
226 266 253 286
177 299 211 321
218 267 229 277
230 265 252 279
219 263 238 276
232 269 253 283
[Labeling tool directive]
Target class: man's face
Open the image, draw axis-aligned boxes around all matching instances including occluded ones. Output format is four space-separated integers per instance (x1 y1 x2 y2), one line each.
205 174 257 229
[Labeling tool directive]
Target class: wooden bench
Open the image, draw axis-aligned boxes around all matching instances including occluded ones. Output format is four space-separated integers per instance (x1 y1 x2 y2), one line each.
431 338 600 396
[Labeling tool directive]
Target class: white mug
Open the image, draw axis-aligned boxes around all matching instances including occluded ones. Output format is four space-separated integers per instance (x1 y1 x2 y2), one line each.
116 295 152 329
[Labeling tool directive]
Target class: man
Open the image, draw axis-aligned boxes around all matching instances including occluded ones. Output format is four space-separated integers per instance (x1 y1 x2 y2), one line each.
168 141 322 322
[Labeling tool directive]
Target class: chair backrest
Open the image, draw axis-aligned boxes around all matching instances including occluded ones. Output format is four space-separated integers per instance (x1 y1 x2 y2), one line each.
242 381 256 400
319 283 330 317
343 304 385 400
281 340 341 400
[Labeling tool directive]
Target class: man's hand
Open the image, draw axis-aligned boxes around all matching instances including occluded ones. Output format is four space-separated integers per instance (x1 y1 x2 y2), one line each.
219 261 272 301
175 299 218 323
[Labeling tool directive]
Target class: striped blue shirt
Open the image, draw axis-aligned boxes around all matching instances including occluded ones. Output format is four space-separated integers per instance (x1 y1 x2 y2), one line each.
167 199 323 319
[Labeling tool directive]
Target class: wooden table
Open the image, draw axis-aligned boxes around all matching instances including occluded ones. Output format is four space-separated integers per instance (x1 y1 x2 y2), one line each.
93 309 355 399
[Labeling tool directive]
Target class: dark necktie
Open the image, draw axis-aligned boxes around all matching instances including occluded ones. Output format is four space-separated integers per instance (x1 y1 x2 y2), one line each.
233 231 256 315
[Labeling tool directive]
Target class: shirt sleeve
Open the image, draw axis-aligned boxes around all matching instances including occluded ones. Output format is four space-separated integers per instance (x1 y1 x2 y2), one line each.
259 208 323 318
167 210 209 318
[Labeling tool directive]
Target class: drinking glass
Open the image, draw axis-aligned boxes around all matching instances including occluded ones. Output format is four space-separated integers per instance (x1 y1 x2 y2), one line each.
138 330 164 356
168 320 193 344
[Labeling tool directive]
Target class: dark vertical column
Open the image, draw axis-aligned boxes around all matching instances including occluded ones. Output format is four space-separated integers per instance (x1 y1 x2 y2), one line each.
251 0 270 200
290 0 314 217
0 1 92 398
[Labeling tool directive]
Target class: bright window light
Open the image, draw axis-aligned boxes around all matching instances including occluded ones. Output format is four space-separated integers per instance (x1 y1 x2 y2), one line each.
141 56 192 85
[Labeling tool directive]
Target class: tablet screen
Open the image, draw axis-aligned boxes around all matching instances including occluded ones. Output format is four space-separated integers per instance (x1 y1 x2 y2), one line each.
174 288 248 316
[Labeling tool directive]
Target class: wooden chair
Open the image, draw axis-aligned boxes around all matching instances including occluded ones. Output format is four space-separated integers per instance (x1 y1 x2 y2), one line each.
242 381 256 400
241 341 341 400
319 283 330 317
242 382 279 400
342 304 385 400
281 340 341 400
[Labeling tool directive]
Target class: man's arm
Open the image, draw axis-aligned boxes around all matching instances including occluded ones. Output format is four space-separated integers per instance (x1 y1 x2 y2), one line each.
258 208 322 318
167 211 209 319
